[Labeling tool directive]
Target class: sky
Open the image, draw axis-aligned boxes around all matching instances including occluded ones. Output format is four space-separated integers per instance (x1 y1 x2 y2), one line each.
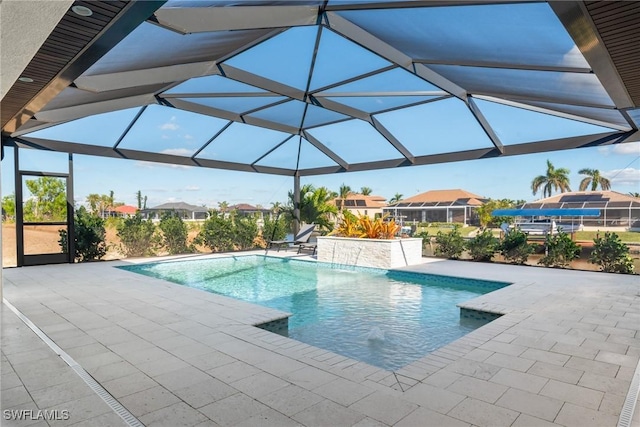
2 2 639 208
2 141 638 209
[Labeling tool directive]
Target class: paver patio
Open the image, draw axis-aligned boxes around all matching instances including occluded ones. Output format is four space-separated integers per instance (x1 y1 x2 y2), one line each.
1 251 639 426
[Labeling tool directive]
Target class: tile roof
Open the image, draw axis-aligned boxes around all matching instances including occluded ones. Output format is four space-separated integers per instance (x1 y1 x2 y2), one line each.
112 205 138 214
529 190 640 204
331 194 387 208
399 189 487 206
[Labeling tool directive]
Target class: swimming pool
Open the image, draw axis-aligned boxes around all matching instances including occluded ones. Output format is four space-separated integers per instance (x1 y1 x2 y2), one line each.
120 256 508 370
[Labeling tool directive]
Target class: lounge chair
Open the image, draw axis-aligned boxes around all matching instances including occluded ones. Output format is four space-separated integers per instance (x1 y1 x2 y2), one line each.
297 242 317 256
267 224 316 252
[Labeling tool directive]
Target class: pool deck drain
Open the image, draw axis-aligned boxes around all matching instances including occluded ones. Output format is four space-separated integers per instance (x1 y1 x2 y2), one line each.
2 250 639 426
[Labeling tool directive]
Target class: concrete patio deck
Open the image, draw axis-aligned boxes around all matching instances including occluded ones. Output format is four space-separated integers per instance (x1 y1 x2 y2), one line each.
1 251 639 427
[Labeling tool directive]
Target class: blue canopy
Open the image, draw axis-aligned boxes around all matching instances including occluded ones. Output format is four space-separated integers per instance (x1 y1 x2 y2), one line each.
492 209 601 217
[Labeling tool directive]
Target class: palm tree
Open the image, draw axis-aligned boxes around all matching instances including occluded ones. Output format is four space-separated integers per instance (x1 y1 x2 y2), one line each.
531 160 571 197
286 184 337 232
86 194 101 215
389 193 403 204
360 187 372 196
338 183 351 212
578 168 611 191
629 192 640 198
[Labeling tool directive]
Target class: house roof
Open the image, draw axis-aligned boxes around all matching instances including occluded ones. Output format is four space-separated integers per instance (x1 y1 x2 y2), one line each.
112 205 138 215
330 194 387 209
229 203 269 211
3 2 639 177
146 202 208 212
395 189 487 206
525 190 640 208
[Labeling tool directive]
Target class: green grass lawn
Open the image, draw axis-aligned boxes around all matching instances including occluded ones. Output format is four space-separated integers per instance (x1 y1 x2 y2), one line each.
413 227 640 244
573 230 640 244
415 226 478 237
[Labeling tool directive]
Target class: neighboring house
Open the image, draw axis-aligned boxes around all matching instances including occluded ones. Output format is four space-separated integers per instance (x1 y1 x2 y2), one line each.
522 191 640 229
104 205 138 218
331 194 387 219
228 203 272 226
142 202 209 220
228 203 271 217
384 189 487 225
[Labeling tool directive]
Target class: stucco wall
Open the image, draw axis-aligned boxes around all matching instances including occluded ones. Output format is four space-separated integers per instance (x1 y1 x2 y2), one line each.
316 236 423 269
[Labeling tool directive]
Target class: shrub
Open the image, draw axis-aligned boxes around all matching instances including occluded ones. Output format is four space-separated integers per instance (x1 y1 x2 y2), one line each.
196 211 259 252
196 212 235 252
360 215 400 239
332 211 363 238
538 231 581 268
332 213 400 239
262 215 288 242
589 232 635 274
117 214 160 257
413 231 430 250
234 214 259 250
158 212 193 255
435 226 465 259
104 216 123 230
466 229 499 262
499 229 534 264
58 206 107 262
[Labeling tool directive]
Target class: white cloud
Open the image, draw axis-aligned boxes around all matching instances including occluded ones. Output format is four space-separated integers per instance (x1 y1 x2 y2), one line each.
159 116 179 131
183 134 194 140
612 142 640 155
185 185 200 191
598 141 640 156
602 167 640 185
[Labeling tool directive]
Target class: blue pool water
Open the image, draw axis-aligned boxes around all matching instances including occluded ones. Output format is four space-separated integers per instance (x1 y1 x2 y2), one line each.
120 256 508 370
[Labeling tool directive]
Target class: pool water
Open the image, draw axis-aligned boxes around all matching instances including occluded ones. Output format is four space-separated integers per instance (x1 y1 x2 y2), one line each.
120 256 508 370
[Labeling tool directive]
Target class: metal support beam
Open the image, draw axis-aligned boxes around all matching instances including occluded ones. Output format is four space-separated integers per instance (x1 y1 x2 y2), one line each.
413 58 592 74
218 64 306 101
12 137 296 176
325 1 539 11
33 94 158 125
620 109 639 131
470 90 617 110
549 1 634 109
168 98 300 134
370 117 415 163
294 172 301 235
14 147 24 267
298 130 637 176
67 154 75 263
325 12 467 100
74 61 220 93
467 96 504 153
473 95 632 132
154 5 318 33
302 131 349 170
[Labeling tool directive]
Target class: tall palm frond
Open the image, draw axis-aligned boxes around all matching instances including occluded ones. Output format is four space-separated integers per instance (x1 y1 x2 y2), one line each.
338 184 351 212
389 193 404 204
531 160 571 197
578 168 611 191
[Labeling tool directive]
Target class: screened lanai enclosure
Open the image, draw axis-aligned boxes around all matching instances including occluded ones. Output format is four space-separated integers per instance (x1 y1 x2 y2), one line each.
521 191 640 229
2 1 640 265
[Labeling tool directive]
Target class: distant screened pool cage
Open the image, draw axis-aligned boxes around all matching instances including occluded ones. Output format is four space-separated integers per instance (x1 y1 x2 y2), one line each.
521 191 640 229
